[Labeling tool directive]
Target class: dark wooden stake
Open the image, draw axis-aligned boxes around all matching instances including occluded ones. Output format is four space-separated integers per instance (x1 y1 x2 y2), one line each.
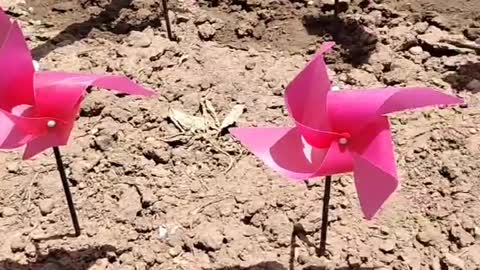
318 175 332 257
334 0 340 16
161 0 174 41
53 147 81 236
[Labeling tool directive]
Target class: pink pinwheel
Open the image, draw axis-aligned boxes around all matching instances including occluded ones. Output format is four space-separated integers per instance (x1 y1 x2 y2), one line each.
230 42 463 220
0 9 154 160
0 9 154 236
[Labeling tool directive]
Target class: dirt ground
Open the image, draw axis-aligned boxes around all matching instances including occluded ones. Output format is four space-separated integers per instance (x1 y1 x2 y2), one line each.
1 0 480 269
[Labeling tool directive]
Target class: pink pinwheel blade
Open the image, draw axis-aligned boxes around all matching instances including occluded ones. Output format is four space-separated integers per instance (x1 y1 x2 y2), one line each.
285 42 334 133
0 22 34 111
230 127 323 180
23 119 74 159
35 72 155 97
350 118 398 219
230 127 353 180
0 112 32 149
328 87 463 136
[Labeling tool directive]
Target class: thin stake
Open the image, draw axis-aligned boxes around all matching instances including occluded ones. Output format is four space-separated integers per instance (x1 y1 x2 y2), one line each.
334 0 340 16
53 147 81 236
318 175 332 257
161 0 174 41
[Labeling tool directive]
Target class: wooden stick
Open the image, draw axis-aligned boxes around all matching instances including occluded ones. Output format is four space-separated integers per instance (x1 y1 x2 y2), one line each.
53 147 81 236
318 175 332 257
161 0 174 40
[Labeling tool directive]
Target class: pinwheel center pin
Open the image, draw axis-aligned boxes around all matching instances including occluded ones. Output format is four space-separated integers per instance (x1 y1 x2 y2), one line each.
338 132 351 145
47 120 57 128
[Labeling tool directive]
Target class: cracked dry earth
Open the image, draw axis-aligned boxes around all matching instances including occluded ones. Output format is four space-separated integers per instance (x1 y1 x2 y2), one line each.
1 0 480 269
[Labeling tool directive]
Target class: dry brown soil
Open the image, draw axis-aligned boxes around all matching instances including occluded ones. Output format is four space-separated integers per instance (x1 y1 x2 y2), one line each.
1 0 480 269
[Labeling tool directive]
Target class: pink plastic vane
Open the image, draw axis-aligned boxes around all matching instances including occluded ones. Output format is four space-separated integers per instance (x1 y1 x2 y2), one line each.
230 42 463 220
0 9 154 159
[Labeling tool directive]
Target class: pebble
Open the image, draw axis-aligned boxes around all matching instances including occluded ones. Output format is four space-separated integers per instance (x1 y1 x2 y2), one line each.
442 253 465 269
416 225 443 246
451 226 475 247
127 30 152 48
168 246 182 257
466 79 480 93
39 199 54 216
1 207 17 217
379 239 396 253
409 46 423 55
158 225 168 240
196 224 224 251
10 236 26 252
198 22 216 40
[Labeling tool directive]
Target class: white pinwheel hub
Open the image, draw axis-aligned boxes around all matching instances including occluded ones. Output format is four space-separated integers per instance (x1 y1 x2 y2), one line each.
47 120 57 128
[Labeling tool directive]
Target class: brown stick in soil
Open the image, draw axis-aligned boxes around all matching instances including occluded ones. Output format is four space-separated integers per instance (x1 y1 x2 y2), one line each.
161 0 174 41
53 147 81 236
318 175 332 257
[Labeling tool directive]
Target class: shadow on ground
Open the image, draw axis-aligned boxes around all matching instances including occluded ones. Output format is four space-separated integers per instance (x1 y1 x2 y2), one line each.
207 224 379 270
302 14 377 66
0 244 119 270
444 62 480 92
208 262 379 270
30 0 163 60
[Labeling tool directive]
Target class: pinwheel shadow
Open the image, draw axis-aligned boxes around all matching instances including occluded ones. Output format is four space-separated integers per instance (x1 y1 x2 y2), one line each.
0 244 119 270
207 224 379 270
31 0 164 60
302 15 377 66
444 62 480 93
208 263 379 270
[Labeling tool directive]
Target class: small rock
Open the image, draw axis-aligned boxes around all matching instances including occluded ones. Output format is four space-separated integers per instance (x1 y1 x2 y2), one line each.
1 207 16 217
119 252 135 265
430 15 450 30
141 189 156 207
39 199 54 216
168 246 182 257
10 236 26 252
198 22 216 40
466 79 480 93
442 253 465 269
388 25 417 50
94 135 114 151
384 58 419 84
127 30 153 48
245 62 256 70
244 199 265 216
451 226 475 247
143 141 172 164
118 184 142 221
464 244 480 266
6 162 20 173
464 28 480 41
158 225 168 240
417 225 444 246
345 68 379 86
400 247 422 269
413 22 429 34
236 23 253 38
418 26 475 54
409 46 423 55
196 223 224 251
379 239 396 253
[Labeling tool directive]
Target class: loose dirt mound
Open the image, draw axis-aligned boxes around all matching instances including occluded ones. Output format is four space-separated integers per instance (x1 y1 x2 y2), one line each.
1 0 479 269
